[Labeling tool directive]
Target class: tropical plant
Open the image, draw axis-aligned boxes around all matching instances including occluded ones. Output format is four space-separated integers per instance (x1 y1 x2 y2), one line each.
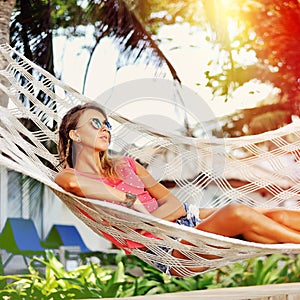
215 254 292 287
205 0 300 135
0 251 300 299
0 250 128 299
0 0 15 107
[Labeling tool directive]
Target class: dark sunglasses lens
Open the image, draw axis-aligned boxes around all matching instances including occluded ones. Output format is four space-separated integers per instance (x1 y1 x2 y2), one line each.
91 118 112 131
91 118 102 129
104 121 112 131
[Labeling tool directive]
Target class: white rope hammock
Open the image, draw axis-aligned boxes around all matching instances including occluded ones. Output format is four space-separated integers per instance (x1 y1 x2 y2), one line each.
1 43 300 277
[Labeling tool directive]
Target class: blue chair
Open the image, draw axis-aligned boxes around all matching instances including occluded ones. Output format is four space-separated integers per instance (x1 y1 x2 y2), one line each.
44 224 91 253
0 218 47 268
44 224 118 264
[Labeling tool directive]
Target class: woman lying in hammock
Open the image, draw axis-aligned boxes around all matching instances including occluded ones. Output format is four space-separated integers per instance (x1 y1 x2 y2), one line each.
55 102 300 274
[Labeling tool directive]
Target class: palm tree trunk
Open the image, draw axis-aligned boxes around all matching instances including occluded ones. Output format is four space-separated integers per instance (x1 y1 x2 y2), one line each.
0 0 16 107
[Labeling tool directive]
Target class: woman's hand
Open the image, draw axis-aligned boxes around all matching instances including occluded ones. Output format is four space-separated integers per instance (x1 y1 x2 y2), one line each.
134 161 186 221
132 198 151 215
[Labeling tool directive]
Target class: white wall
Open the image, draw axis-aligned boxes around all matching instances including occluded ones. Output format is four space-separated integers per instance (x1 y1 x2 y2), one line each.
0 166 8 230
0 167 111 252
43 187 112 251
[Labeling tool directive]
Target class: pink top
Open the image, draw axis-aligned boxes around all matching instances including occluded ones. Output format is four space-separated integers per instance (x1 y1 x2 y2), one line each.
67 157 159 213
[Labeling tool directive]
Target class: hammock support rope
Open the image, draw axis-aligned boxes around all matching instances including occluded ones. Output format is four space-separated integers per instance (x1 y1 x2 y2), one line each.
0 43 300 277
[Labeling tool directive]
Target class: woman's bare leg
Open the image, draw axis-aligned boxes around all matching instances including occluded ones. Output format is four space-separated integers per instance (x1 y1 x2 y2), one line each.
200 206 300 232
171 204 300 276
196 203 300 244
261 209 300 231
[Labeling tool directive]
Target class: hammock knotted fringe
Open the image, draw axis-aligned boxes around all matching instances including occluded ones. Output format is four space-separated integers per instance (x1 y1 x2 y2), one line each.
1 43 300 277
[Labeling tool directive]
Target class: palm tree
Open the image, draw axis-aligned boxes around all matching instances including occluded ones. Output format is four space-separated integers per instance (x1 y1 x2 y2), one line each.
1 0 188 124
0 0 16 107
2 1 299 116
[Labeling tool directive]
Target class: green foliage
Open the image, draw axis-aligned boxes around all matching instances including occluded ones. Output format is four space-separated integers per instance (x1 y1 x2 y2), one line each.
0 251 300 299
215 254 300 287
0 250 127 299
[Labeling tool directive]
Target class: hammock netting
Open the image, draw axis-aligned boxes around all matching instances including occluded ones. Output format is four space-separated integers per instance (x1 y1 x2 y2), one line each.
1 43 300 277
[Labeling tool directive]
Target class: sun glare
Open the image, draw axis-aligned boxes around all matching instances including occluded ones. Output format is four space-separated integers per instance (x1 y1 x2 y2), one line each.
54 3 272 120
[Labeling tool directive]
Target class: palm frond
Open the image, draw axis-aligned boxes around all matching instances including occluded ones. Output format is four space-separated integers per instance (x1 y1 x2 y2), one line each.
9 0 57 132
85 0 181 82
10 0 54 74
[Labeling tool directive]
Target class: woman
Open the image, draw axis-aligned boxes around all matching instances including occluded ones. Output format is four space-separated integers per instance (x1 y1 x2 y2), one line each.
55 103 300 274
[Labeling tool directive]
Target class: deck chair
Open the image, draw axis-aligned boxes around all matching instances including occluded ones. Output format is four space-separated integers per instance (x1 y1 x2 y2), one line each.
44 224 118 265
0 218 48 268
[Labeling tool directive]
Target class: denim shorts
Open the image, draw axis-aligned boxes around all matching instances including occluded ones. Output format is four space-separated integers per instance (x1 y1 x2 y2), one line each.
146 203 201 275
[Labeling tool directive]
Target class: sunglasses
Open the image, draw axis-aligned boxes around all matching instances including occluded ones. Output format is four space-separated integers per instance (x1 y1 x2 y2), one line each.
76 118 112 131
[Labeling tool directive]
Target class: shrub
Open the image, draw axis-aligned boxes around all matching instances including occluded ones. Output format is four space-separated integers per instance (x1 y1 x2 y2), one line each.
0 251 299 299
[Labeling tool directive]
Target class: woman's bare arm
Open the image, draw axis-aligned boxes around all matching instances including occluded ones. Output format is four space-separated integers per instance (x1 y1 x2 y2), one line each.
135 162 186 221
55 169 126 201
54 169 150 214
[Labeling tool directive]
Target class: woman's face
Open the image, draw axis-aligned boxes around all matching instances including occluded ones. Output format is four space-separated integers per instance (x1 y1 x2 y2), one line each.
72 109 111 152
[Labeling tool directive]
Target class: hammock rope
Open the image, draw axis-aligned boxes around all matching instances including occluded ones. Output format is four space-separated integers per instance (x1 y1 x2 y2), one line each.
1 43 300 277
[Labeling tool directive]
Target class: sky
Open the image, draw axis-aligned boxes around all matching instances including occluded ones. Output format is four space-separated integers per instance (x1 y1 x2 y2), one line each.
53 23 276 130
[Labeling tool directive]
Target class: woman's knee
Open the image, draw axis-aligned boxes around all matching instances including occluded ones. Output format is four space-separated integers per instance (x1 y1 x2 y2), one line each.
223 203 253 221
264 210 287 225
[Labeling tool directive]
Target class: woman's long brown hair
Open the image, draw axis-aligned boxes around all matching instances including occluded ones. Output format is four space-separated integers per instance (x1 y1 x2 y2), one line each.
57 102 117 178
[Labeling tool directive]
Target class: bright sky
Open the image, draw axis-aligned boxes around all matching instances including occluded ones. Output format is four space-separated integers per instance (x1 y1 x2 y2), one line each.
53 23 276 127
